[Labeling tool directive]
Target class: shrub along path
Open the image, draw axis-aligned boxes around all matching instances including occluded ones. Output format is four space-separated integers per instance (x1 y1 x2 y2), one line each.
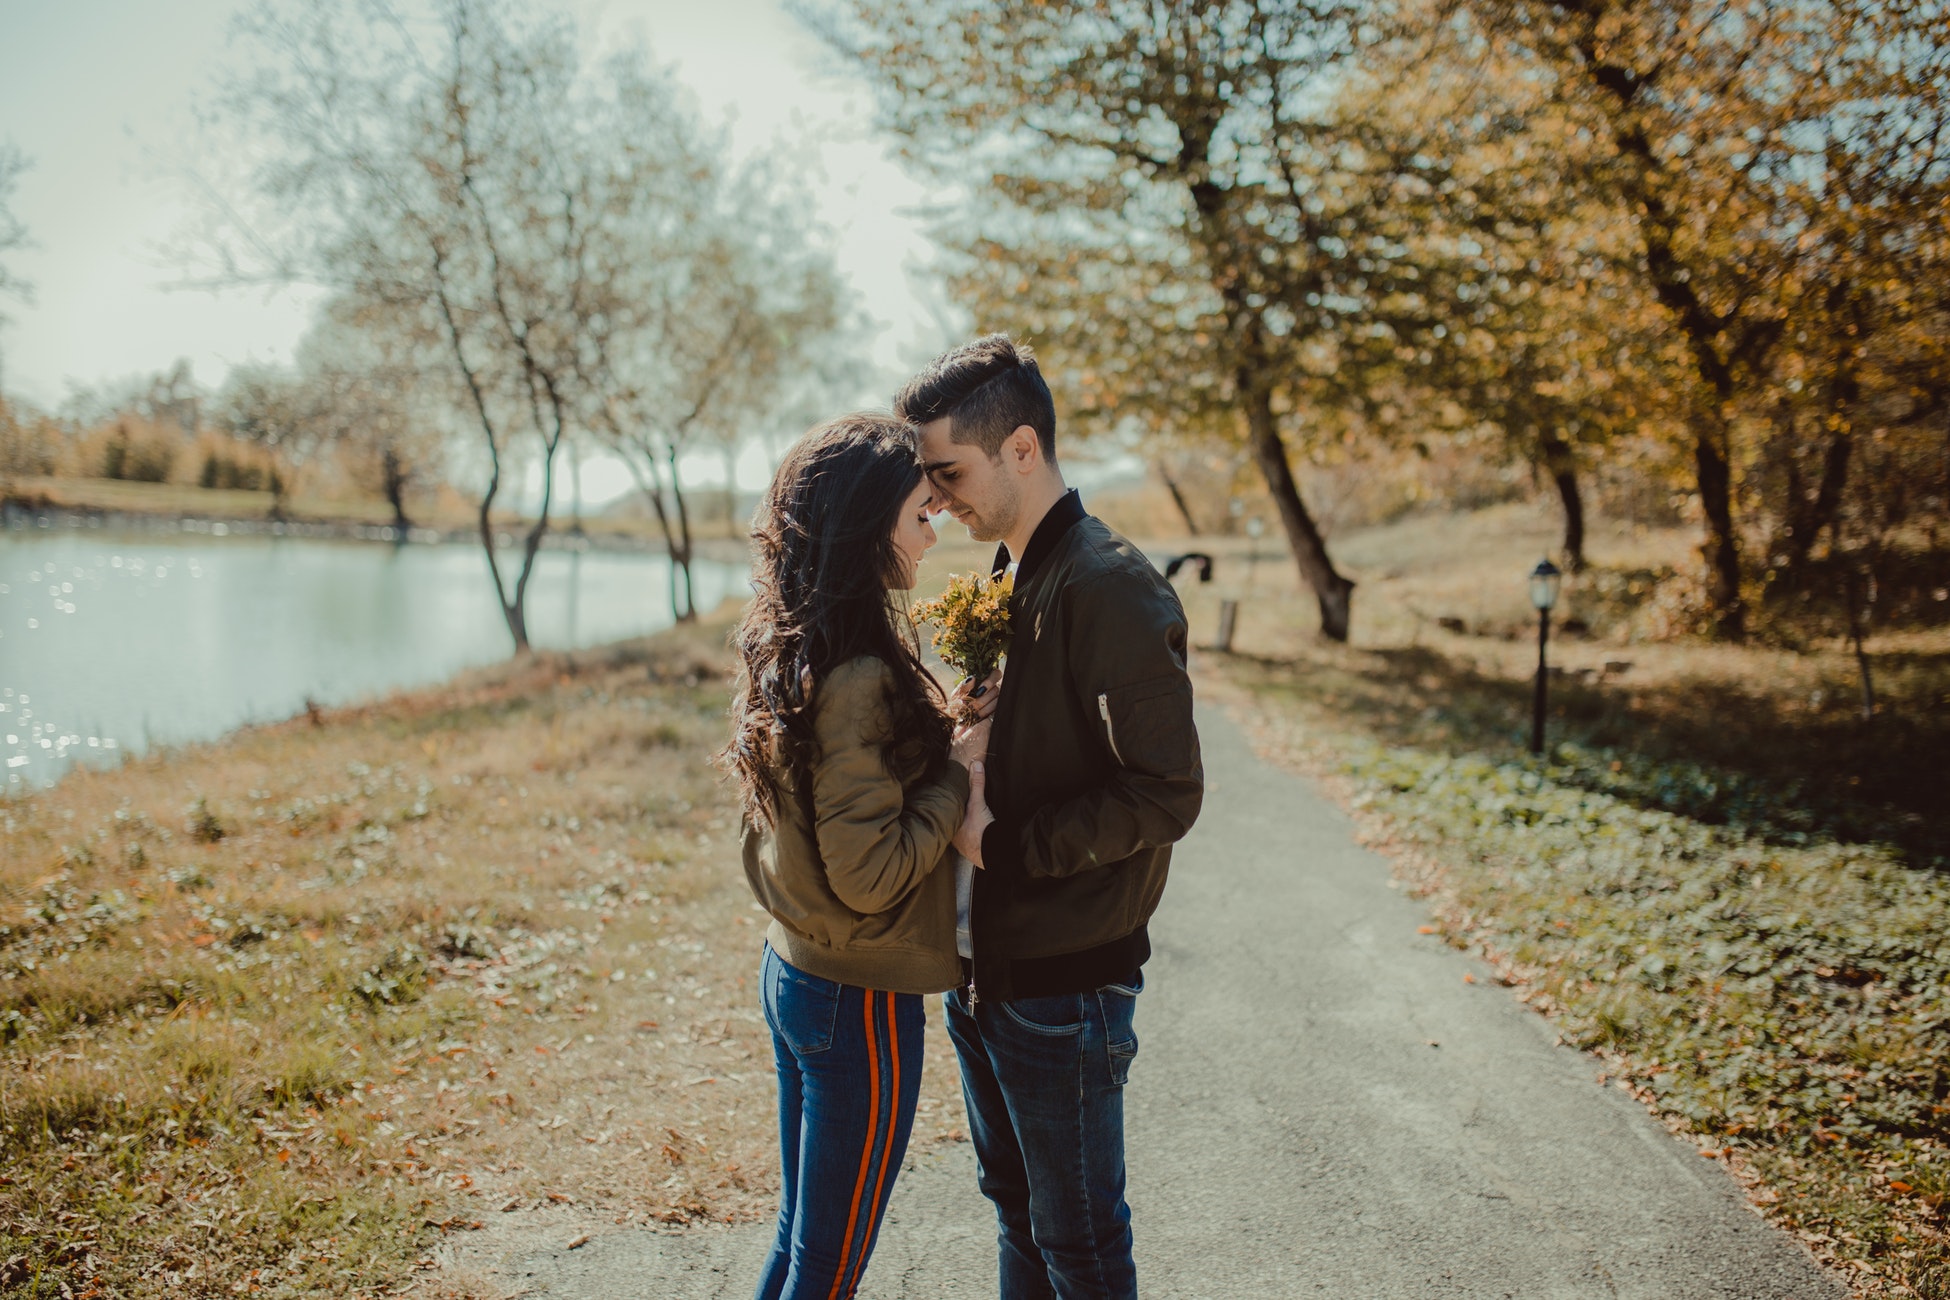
440 699 1842 1299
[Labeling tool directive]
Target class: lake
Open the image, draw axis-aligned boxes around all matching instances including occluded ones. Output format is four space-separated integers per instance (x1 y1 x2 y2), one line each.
0 522 747 789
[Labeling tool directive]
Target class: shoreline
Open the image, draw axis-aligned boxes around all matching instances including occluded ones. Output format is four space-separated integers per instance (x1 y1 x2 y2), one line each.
1 480 751 561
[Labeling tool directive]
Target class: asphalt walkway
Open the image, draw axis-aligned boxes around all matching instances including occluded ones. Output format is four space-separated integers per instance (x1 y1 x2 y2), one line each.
471 702 1844 1299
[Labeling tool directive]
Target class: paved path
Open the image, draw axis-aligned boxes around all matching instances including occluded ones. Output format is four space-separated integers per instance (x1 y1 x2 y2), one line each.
469 703 1843 1299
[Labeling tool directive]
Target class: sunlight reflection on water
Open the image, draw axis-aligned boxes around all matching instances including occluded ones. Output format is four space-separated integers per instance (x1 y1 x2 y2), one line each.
0 530 747 789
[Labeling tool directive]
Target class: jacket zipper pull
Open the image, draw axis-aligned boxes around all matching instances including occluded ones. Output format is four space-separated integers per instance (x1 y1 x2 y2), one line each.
1098 693 1124 764
968 974 980 1006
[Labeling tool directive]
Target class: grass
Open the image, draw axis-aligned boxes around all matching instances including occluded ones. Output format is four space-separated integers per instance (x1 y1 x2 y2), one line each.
1197 499 1950 1298
0 606 971 1299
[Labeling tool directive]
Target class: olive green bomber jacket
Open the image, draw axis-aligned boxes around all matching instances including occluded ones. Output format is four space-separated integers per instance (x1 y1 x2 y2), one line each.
740 655 970 995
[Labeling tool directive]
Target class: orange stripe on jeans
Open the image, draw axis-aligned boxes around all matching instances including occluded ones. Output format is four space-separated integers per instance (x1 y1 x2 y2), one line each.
827 991 881 1300
847 992 901 1299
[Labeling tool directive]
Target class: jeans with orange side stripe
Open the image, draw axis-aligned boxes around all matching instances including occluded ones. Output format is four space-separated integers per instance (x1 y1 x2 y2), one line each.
756 943 925 1300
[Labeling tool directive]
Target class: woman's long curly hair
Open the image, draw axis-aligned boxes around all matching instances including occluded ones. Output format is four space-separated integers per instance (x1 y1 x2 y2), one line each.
721 413 952 831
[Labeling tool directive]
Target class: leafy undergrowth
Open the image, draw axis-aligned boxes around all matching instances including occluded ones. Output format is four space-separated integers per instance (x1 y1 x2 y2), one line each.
0 613 809 1298
1227 663 1950 1299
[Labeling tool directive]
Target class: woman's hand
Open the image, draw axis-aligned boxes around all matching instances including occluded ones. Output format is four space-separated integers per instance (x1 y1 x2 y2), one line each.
953 760 993 867
951 665 1004 722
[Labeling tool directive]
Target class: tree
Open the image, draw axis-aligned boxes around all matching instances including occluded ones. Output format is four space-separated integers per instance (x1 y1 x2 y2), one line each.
812 0 1426 640
213 362 311 513
294 306 446 532
575 143 864 620
1471 0 1950 638
207 0 857 643
206 0 611 648
215 310 446 530
1314 28 1692 573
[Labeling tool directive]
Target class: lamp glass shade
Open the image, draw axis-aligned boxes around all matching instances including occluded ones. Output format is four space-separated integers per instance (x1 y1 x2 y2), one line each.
1529 559 1562 612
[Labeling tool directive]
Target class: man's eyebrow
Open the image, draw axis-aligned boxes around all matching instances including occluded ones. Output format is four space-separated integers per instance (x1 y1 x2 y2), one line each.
921 458 959 473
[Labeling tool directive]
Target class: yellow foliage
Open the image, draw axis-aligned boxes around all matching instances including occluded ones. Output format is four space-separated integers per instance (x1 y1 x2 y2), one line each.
912 571 1014 681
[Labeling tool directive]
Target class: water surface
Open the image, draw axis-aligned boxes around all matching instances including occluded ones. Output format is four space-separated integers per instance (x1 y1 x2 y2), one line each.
0 526 745 788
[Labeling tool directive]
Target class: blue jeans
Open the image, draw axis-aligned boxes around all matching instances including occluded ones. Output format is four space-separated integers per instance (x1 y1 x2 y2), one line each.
945 976 1143 1300
755 944 924 1300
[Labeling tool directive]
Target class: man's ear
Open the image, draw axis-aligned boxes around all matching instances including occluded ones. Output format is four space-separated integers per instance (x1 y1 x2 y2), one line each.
1006 424 1041 473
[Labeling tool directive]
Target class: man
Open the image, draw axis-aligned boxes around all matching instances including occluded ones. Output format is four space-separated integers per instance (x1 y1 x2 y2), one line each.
897 335 1204 1300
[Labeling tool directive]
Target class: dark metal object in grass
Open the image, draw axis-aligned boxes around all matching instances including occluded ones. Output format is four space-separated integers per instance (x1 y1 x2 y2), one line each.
1164 552 1213 583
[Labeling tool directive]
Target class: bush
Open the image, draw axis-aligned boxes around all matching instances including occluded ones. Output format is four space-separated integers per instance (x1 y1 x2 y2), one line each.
100 421 176 483
198 451 266 490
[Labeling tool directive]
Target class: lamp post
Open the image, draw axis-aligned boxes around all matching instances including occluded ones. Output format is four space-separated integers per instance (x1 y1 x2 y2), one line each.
1529 558 1562 755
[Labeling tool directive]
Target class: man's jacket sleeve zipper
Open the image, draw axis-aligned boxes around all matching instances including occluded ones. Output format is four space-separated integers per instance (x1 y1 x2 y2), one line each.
1097 692 1123 765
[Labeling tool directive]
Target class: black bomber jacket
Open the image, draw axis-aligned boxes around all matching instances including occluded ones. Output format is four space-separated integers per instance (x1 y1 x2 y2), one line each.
972 489 1205 1001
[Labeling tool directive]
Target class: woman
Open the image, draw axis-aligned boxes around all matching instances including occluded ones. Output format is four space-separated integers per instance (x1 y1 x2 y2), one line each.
723 413 991 1300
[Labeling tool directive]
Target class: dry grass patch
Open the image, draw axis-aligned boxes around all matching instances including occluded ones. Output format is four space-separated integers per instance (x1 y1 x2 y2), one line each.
0 609 967 1298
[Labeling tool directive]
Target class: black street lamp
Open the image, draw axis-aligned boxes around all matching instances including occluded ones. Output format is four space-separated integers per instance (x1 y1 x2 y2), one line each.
1528 558 1562 755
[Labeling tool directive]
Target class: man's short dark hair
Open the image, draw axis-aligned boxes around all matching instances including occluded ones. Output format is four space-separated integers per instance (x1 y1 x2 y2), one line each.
895 334 1057 461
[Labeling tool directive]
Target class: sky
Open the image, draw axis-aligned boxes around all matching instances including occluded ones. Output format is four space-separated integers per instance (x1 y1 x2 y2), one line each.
0 0 956 494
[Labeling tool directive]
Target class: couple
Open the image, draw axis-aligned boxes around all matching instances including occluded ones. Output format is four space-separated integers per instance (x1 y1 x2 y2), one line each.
725 335 1205 1300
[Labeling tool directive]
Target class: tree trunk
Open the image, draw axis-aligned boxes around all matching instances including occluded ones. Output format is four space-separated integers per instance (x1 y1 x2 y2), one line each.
382 446 411 532
1777 341 1859 578
670 446 698 622
1158 463 1201 536
1778 422 1852 575
1539 432 1585 572
506 438 558 652
618 442 698 625
1695 420 1745 640
1563 27 1756 641
1241 380 1354 641
478 502 529 654
431 269 533 655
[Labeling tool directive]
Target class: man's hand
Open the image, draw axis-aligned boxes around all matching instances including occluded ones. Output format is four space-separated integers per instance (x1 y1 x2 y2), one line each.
953 760 992 867
949 713 991 771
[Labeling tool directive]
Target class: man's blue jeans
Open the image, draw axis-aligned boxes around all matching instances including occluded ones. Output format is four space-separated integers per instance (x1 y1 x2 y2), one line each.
945 976 1142 1300
755 943 924 1300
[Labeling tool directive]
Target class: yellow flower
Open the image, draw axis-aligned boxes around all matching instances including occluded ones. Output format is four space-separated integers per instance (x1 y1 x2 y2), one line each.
912 572 1014 682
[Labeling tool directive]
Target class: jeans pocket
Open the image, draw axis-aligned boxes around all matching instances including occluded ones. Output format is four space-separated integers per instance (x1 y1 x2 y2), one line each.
764 949 840 1056
1107 1037 1138 1087
1100 979 1141 1086
1000 992 1086 1036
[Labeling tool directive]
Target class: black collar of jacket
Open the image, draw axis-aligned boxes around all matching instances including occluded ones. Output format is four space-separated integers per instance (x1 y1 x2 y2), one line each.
991 488 1086 588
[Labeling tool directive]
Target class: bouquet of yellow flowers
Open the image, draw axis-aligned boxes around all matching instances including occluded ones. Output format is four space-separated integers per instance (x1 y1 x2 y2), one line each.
912 571 1014 686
